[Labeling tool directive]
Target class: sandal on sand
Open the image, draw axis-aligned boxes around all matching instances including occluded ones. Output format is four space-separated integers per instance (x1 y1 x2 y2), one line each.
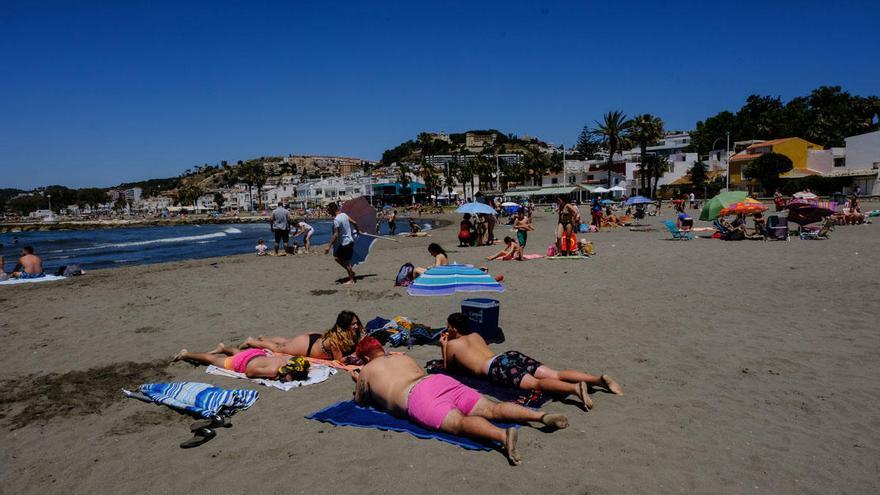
190 416 231 432
180 427 216 449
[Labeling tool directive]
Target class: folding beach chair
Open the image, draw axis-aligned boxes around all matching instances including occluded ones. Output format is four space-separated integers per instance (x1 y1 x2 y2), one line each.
799 217 833 240
764 214 790 241
662 220 694 240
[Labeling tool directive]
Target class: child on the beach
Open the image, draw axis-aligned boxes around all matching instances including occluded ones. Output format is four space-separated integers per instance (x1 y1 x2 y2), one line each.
255 239 268 256
487 236 519 261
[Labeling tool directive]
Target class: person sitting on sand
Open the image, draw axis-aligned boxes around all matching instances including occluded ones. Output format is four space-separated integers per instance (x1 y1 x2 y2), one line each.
0 255 7 281
512 208 533 260
413 243 448 277
174 344 309 382
486 236 519 261
439 313 623 410
752 212 766 236
408 218 422 234
675 209 693 232
12 246 45 279
292 220 314 253
458 213 474 247
255 239 268 256
239 310 363 361
350 336 568 466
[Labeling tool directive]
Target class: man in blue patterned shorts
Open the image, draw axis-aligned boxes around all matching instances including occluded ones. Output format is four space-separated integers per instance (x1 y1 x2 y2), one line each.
439 313 624 410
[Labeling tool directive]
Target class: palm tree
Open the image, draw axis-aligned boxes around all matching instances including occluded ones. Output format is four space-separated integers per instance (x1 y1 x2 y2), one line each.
629 114 665 195
590 111 632 187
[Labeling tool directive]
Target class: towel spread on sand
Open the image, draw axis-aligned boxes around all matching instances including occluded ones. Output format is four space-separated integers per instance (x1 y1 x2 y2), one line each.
0 275 65 285
205 364 336 391
424 360 549 408
305 400 516 451
124 382 259 418
497 253 544 260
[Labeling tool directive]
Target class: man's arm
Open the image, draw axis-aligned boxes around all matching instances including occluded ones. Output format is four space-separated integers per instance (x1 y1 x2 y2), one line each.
353 371 369 405
325 225 339 254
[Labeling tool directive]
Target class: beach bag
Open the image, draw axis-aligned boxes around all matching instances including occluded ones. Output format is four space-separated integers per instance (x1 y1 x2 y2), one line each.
560 232 577 253
578 223 588 233
546 244 557 257
394 263 415 287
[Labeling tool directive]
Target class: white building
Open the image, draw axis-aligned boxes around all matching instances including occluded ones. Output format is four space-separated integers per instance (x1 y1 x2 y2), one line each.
824 130 880 195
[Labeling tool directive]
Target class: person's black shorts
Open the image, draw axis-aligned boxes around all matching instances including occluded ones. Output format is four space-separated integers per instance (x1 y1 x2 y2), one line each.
334 242 354 261
274 228 289 244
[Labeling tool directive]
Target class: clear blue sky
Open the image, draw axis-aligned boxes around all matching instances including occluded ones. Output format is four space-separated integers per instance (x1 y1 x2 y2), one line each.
2 0 878 189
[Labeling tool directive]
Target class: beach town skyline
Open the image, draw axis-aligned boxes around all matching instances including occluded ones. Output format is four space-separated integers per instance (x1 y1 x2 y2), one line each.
3 1 880 189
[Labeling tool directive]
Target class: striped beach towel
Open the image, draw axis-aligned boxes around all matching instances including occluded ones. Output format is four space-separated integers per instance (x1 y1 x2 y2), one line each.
126 382 259 418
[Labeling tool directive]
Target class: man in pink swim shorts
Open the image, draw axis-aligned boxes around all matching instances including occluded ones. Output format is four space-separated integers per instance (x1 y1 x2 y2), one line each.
350 337 569 466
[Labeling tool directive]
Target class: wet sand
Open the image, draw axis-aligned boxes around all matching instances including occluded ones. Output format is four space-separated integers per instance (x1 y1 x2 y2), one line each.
2 204 879 494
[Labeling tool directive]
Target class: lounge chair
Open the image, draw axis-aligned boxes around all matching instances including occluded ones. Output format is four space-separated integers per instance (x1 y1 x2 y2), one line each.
799 217 833 240
764 214 790 241
663 220 694 240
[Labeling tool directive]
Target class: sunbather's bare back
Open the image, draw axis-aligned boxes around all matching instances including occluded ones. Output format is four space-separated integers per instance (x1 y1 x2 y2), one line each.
359 354 426 416
447 333 496 376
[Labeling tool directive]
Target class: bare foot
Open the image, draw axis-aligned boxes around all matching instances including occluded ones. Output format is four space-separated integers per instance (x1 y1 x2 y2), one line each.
173 349 188 362
238 338 256 350
209 342 225 354
503 427 521 466
540 413 569 430
602 374 624 395
342 280 355 286
576 382 593 410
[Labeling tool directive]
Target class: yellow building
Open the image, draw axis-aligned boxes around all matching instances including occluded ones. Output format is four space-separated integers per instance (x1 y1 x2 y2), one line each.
728 137 824 189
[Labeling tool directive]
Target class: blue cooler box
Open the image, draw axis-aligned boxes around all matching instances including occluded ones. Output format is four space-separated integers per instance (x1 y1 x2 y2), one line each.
461 298 500 341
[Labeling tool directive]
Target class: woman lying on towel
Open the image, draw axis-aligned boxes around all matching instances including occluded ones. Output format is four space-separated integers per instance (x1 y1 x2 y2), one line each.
174 345 309 382
238 310 363 361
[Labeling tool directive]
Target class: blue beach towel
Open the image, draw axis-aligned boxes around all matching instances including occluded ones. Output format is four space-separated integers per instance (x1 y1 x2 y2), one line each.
306 400 516 451
127 382 259 419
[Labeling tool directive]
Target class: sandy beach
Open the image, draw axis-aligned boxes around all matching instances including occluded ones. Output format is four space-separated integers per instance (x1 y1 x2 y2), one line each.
2 205 879 494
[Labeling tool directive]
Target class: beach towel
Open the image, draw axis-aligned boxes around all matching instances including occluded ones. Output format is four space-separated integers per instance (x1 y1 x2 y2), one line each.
0 274 65 286
496 253 543 260
124 382 259 418
306 400 516 451
424 360 549 408
204 364 336 391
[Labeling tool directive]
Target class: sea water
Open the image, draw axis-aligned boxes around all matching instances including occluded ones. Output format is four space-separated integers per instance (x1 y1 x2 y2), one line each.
0 219 434 272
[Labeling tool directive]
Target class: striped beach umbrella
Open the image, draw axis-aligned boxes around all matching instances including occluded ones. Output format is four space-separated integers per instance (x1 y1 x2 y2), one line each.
407 264 505 297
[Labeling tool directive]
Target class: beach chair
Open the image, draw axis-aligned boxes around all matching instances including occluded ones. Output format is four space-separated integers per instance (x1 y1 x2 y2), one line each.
712 219 731 239
663 220 694 240
799 217 833 240
764 214 790 241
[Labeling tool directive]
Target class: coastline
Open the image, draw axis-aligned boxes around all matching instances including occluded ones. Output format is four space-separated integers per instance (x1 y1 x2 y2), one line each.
1 208 879 494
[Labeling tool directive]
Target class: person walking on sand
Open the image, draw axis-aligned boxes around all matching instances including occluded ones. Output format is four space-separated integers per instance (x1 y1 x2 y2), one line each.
387 209 397 235
440 313 623 410
350 336 569 466
512 208 533 260
270 203 292 256
324 202 360 285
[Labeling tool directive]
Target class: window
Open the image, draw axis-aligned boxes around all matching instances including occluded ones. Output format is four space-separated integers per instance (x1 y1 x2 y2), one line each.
834 158 845 168
551 178 558 184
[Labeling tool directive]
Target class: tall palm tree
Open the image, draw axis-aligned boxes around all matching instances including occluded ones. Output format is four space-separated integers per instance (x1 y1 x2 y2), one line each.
590 111 632 187
629 114 665 195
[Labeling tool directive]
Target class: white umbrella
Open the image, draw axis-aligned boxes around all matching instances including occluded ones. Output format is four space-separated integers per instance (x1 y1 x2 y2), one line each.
592 186 610 193
793 191 818 199
501 202 520 207
609 186 626 192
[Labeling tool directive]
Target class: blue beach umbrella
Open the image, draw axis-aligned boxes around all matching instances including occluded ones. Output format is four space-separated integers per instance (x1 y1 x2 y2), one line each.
407 264 505 297
455 202 497 215
625 195 653 206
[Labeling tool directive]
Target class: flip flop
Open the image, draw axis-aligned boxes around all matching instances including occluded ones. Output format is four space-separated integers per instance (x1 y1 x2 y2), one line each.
179 428 216 449
190 416 231 432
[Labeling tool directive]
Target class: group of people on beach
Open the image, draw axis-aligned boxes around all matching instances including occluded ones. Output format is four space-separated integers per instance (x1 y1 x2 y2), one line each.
259 203 314 256
174 310 622 465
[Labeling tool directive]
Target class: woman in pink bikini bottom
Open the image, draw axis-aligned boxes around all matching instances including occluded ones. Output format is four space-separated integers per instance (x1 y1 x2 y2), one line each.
174 343 307 381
